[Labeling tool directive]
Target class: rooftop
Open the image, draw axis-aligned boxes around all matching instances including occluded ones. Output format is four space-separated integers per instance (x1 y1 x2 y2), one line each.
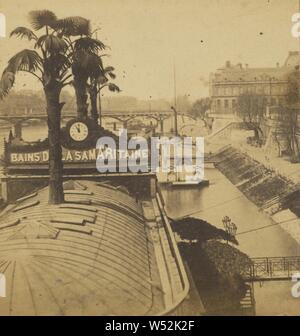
211 51 300 83
0 180 188 315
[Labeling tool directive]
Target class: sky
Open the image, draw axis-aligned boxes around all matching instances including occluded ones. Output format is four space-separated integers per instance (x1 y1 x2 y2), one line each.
0 0 299 101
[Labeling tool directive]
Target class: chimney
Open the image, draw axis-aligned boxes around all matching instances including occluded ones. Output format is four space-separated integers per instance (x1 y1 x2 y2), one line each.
276 62 280 68
225 61 231 68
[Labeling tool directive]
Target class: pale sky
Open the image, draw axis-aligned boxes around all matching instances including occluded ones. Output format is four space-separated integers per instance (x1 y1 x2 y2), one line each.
0 0 299 100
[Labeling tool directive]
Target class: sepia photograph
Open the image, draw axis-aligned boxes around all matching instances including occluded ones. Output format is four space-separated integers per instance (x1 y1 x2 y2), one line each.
0 0 300 319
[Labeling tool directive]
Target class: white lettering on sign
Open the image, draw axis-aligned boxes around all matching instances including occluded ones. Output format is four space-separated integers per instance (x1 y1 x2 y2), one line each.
9 148 144 164
0 13 5 38
11 152 49 163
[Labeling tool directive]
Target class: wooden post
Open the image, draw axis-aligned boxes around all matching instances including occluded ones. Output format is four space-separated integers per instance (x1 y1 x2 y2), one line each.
14 121 22 139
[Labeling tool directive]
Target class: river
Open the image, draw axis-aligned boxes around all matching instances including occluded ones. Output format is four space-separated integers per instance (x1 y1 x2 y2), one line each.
161 167 300 315
1 121 300 315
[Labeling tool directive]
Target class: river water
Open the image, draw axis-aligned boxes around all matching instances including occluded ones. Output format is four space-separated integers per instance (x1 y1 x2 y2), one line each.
1 121 300 315
161 168 300 315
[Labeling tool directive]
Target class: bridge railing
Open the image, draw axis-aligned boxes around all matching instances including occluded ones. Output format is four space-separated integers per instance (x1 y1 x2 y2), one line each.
240 256 300 281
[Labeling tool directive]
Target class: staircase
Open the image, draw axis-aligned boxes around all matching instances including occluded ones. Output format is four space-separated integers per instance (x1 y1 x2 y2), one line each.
240 283 256 316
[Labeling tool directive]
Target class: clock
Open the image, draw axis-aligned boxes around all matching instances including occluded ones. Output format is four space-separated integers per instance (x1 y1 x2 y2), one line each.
69 121 89 141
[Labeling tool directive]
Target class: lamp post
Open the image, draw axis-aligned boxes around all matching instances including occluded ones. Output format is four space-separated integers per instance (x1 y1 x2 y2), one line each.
149 95 152 113
222 216 237 244
171 105 178 136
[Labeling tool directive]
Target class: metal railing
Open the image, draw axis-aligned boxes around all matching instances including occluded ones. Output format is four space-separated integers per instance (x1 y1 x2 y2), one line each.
241 256 300 281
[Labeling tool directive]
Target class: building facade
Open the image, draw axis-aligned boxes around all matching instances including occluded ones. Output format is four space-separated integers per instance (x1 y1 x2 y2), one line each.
209 51 300 114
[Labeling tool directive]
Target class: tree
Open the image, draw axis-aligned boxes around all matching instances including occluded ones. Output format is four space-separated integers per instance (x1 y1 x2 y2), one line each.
0 10 74 204
57 21 107 120
170 217 238 245
280 69 300 161
237 93 267 141
189 98 211 119
89 66 120 125
189 98 214 130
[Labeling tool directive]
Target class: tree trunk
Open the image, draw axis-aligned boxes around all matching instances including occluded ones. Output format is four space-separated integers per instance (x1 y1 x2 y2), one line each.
98 91 102 127
89 86 99 124
74 75 88 119
253 128 259 140
44 84 64 204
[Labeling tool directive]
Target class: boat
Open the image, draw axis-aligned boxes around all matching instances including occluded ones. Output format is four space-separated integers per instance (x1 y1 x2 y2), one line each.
171 179 210 187
0 179 191 316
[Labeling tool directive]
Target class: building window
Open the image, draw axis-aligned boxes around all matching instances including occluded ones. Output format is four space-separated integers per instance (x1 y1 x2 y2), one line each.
217 99 221 107
264 86 269 94
224 99 229 108
232 99 236 107
225 87 232 95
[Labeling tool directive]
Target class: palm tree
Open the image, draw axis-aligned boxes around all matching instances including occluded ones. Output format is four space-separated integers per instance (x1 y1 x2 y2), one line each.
0 10 81 204
58 22 106 120
60 26 119 124
88 66 120 125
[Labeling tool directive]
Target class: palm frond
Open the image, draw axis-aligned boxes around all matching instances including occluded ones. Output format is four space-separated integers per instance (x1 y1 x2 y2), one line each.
97 75 108 85
10 27 38 41
108 83 121 92
6 49 42 74
56 16 90 36
103 66 116 79
35 35 68 53
0 71 15 99
74 37 105 52
108 72 116 79
72 50 103 77
104 66 114 72
53 53 71 73
29 10 58 30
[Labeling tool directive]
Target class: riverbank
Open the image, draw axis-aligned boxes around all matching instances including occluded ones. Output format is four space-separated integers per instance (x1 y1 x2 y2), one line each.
213 146 297 214
213 145 300 253
170 217 253 315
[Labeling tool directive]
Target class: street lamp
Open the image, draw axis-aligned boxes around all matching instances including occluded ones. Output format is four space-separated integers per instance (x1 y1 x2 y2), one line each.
170 105 178 136
222 216 237 243
149 95 152 113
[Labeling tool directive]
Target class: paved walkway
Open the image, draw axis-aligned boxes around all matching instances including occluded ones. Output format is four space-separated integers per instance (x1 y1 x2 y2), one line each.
232 141 300 186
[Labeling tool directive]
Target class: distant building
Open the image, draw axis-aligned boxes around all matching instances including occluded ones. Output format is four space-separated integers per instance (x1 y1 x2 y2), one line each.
209 51 300 114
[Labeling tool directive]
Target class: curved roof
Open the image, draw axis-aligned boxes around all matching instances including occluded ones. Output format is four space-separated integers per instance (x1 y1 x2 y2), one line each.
0 180 165 315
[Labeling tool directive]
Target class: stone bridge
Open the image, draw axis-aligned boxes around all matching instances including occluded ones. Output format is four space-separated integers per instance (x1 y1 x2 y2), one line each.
0 110 197 137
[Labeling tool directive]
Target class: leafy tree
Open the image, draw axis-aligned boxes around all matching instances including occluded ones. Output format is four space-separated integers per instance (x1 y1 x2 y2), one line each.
189 98 211 119
170 217 238 245
189 98 214 130
237 93 267 140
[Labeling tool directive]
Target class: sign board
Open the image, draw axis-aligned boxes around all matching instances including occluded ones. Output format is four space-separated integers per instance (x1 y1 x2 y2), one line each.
9 147 148 165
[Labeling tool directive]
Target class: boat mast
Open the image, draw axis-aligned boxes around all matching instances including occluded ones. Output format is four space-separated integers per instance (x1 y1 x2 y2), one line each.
173 63 178 137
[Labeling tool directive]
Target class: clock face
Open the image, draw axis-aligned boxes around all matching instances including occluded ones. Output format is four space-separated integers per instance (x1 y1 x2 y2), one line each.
69 122 89 141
